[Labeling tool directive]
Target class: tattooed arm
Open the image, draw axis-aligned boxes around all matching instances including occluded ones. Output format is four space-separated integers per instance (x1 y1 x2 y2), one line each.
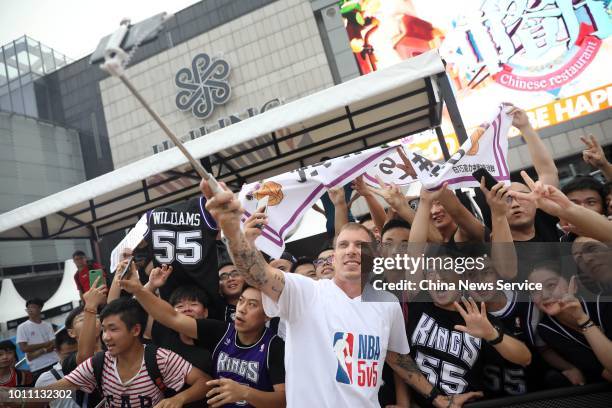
224 225 286 302
386 351 482 408
201 179 286 302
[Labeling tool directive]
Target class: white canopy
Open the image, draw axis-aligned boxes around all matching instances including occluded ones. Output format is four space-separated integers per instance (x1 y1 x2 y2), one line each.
0 279 27 323
0 50 464 241
42 260 80 311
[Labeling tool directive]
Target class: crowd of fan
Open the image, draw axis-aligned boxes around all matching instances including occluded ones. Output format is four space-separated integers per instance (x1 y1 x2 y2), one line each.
1 106 611 408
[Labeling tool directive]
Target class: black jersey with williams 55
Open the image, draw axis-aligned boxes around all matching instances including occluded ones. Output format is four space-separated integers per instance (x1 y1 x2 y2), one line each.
145 196 219 303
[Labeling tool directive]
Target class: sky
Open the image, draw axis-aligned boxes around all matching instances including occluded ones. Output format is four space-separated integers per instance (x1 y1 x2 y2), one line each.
0 0 201 60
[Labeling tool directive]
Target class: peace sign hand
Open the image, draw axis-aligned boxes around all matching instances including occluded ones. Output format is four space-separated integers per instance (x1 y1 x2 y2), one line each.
581 134 608 169
508 171 572 217
559 276 588 326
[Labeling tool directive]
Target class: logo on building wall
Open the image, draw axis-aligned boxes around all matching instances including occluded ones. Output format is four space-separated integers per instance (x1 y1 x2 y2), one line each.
175 53 231 119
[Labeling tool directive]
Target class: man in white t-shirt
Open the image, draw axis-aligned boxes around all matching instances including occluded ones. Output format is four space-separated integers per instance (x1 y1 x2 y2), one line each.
201 181 483 407
16 298 59 382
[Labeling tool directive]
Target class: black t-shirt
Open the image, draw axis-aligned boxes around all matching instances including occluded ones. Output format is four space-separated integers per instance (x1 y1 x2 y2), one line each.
406 302 489 395
537 295 611 383
195 319 285 385
482 291 547 396
151 321 212 375
144 196 219 303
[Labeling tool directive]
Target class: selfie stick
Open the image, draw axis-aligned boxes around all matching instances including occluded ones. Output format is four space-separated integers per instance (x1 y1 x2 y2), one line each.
100 18 221 194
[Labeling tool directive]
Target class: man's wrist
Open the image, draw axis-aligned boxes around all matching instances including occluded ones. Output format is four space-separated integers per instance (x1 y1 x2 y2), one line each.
483 325 499 342
83 305 98 314
240 384 250 401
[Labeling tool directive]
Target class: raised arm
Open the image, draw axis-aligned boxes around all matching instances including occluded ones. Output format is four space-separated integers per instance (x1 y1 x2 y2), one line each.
201 180 285 302
510 171 612 242
479 180 517 280
353 175 387 232
436 188 485 242
119 266 198 339
581 134 612 181
454 298 531 367
508 105 559 187
77 277 107 364
328 187 349 238
368 177 442 242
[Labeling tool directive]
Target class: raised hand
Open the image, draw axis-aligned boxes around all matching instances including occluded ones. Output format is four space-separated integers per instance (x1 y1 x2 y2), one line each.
419 182 449 204
506 104 531 130
508 171 572 217
395 146 417 178
118 262 145 294
352 175 371 197
453 297 497 340
558 276 588 326
480 179 510 215
243 209 268 245
148 264 173 290
368 175 408 211
201 179 243 233
327 186 347 207
83 276 108 308
581 134 608 169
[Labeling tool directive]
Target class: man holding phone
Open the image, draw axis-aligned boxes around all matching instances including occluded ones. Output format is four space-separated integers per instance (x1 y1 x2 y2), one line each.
72 250 107 302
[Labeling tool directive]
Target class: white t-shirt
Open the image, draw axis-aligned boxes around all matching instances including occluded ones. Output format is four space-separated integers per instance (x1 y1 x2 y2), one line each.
16 320 59 371
35 362 80 408
64 347 191 408
262 274 409 408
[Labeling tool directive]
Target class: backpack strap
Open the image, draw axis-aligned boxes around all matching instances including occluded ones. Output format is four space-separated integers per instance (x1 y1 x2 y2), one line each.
144 344 176 398
91 351 106 392
50 368 62 381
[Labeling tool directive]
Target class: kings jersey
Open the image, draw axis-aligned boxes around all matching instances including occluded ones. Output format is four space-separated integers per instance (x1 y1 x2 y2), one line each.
145 196 219 301
407 302 485 395
212 325 278 408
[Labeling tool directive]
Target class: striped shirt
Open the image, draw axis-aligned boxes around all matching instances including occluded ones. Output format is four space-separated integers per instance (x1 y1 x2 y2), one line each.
64 347 192 408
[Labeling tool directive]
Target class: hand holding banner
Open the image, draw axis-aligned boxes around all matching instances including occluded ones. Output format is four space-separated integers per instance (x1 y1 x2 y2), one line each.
238 145 396 258
405 104 512 190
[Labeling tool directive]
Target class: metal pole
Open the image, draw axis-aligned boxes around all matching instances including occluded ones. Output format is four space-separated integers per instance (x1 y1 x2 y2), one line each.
118 74 211 181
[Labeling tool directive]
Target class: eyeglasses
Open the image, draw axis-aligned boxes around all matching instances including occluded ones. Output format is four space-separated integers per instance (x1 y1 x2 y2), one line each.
219 271 241 281
314 255 333 267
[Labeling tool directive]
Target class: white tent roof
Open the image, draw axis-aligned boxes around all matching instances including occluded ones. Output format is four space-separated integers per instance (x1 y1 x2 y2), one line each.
0 279 27 323
42 260 81 311
0 50 463 241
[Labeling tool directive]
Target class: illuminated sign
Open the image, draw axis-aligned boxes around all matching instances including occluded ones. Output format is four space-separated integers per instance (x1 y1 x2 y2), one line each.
340 0 612 136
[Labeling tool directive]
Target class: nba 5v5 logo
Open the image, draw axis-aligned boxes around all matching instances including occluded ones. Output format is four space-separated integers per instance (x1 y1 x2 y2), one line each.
333 332 381 387
333 332 354 384
175 53 231 119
